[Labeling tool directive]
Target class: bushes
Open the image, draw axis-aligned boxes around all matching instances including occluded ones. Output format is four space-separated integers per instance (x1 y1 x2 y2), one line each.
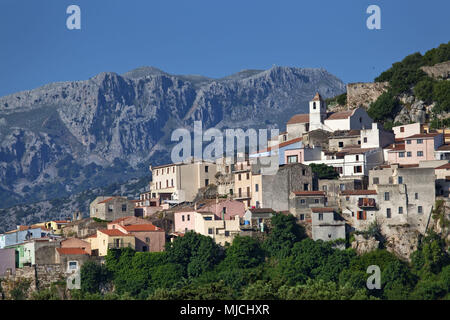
368 91 400 122
309 163 339 180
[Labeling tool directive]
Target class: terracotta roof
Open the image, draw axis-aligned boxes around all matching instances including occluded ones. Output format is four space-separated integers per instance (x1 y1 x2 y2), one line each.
97 197 115 204
341 190 377 196
121 224 161 232
405 133 442 139
263 137 303 153
311 207 335 213
56 248 88 255
98 229 130 237
326 110 354 120
293 191 326 196
386 144 405 151
110 216 136 224
312 92 323 101
437 145 450 151
436 163 450 170
287 114 309 125
52 220 70 224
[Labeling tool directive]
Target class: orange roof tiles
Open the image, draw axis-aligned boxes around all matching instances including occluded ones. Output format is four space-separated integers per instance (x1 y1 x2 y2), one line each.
436 163 450 170
56 248 88 255
312 92 323 101
287 114 310 125
98 229 130 237
121 224 162 232
341 190 377 196
293 191 326 196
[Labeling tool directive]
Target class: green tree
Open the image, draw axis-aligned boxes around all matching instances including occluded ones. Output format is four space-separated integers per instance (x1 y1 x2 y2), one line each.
309 163 339 180
263 213 306 258
221 236 265 269
80 261 111 294
413 77 435 103
368 91 400 122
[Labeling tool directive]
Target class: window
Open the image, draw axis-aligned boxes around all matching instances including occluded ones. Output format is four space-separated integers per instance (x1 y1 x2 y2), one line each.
415 193 419 200
318 213 323 221
399 152 405 158
142 246 148 252
340 184 345 191
388 177 393 184
246 173 250 180
187 214 190 221
354 166 362 173
182 215 185 222
287 155 298 163
398 176 403 184
417 151 424 157
173 167 175 173
255 184 259 192
356 155 360 161
407 152 412 157
108 204 113 212
364 137 368 143
418 206 423 214
357 211 365 220
314 199 319 204
400 127 405 133
417 139 423 144
171 179 173 187
398 207 403 214
205 166 209 173
358 140 361 145
407 140 411 144
299 214 305 221
238 174 241 181
322 185 327 191
145 237 150 243
224 231 230 237
387 208 391 218
208 228 213 235
359 117 362 123
373 177 379 184
346 196 350 201
384 192 390 201
302 169 306 175
300 199 306 204
166 180 168 188
313 102 316 110
122 204 127 212
304 183 309 191
338 141 344 148
68 261 78 271
205 179 209 186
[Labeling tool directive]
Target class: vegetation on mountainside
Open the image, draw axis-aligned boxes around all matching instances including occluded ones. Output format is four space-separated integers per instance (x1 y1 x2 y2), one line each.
325 93 347 107
368 41 450 125
55 213 450 301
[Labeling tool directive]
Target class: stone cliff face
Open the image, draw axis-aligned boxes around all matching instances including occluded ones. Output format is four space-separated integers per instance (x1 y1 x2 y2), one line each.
0 66 345 211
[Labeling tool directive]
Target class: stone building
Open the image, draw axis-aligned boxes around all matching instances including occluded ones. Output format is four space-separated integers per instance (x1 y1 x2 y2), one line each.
311 207 346 245
90 196 135 221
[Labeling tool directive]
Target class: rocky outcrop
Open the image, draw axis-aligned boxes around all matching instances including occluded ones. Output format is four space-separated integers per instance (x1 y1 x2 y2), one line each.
421 61 450 80
346 82 389 109
351 234 380 254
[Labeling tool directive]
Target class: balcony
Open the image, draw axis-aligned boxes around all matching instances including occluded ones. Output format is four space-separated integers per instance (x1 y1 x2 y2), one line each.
232 192 252 200
108 242 133 249
358 198 376 208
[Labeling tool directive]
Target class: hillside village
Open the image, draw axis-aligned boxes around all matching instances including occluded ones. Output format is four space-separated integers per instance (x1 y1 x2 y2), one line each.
0 91 449 299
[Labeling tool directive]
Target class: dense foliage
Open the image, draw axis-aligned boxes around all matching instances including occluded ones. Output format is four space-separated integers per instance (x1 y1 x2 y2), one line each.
309 163 339 180
65 213 450 300
369 41 450 124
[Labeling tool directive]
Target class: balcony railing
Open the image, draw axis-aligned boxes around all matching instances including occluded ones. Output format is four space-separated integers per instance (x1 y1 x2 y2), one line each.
108 243 133 249
232 192 252 200
358 198 376 208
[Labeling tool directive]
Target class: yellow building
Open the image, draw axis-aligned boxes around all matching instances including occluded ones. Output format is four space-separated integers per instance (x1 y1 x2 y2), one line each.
233 160 263 209
193 211 241 246
85 229 135 256
45 220 70 235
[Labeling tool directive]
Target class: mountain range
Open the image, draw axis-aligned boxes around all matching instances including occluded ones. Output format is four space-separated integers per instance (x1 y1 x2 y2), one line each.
0 65 346 231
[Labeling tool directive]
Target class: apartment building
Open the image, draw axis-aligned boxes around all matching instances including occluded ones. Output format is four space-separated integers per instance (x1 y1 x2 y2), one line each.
149 161 217 203
90 196 135 221
387 133 444 165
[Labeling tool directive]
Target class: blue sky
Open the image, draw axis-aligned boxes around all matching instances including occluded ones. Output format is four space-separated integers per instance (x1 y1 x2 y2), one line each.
0 0 449 97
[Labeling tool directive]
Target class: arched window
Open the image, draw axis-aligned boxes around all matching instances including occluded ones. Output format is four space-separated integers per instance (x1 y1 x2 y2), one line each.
313 102 316 110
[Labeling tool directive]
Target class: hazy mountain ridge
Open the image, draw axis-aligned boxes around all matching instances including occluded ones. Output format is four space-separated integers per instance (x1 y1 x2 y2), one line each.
0 66 345 223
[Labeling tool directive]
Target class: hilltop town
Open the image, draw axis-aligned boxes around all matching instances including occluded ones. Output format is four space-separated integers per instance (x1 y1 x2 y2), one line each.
0 91 449 300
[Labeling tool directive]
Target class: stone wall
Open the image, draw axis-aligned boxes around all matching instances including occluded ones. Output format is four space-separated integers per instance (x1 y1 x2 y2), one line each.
346 82 389 109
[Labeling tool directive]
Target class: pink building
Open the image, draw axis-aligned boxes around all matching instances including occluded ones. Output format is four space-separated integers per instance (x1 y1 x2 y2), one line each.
174 199 245 233
393 123 427 140
387 133 443 165
107 216 165 252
